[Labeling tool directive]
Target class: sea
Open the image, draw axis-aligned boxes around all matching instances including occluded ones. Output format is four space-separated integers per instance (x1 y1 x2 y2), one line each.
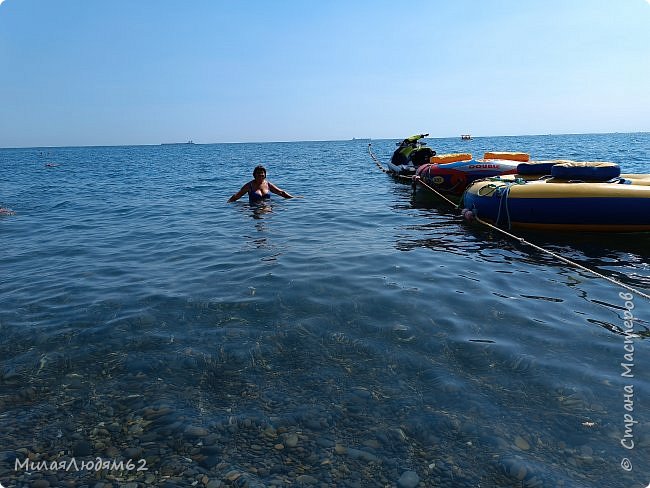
0 132 649 488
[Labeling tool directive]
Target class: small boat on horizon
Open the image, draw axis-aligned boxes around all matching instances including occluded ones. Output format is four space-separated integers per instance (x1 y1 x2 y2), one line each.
161 140 194 146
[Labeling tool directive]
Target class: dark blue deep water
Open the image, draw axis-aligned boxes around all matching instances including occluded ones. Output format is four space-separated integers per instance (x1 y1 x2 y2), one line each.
1 133 649 487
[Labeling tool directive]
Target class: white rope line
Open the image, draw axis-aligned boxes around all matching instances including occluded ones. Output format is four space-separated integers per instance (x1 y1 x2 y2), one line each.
411 175 459 207
367 143 411 181
368 142 649 299
367 143 459 206
472 215 650 300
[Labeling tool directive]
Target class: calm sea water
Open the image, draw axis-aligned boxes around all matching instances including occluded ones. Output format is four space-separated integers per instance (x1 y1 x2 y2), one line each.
1 133 649 487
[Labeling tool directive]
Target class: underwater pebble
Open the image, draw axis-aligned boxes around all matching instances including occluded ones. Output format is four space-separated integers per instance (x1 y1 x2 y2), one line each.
19 387 37 401
284 433 299 448
314 437 334 448
72 440 92 457
362 439 381 449
200 455 220 469
501 457 528 481
263 426 277 438
185 426 209 438
345 447 378 462
142 406 174 420
296 474 318 485
225 470 242 481
397 470 420 488
31 480 50 488
514 435 530 451
123 447 143 459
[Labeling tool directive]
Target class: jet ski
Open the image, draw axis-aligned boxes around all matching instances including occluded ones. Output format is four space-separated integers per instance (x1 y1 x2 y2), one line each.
387 134 436 175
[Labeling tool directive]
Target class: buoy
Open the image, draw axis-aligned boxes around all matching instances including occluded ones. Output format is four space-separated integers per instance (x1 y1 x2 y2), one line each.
461 208 474 221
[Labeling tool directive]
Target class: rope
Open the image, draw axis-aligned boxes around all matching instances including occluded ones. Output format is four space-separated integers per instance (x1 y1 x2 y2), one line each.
416 173 649 300
367 143 412 181
495 181 516 228
367 143 460 205
472 215 650 300
411 176 460 207
369 144 649 300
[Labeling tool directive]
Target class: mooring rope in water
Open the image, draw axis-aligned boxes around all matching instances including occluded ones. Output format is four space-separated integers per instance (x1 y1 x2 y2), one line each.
367 143 412 182
368 142 649 299
410 168 649 300
411 175 460 207
367 143 461 205
471 214 650 300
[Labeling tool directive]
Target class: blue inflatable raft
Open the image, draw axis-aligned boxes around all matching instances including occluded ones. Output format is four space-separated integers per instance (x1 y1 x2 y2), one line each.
461 162 650 232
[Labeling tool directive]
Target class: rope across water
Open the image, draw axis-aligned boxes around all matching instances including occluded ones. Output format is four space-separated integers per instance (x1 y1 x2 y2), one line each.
472 215 650 300
367 143 411 181
368 143 458 205
368 144 650 301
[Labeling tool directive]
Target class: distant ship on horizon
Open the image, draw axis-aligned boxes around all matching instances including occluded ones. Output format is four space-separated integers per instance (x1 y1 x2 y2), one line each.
161 140 194 145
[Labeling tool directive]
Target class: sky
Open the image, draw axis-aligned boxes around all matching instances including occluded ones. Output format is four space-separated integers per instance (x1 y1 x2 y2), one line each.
0 0 649 148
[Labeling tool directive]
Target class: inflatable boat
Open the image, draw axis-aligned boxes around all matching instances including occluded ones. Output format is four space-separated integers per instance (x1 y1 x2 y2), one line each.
413 152 526 200
388 134 436 175
461 162 650 232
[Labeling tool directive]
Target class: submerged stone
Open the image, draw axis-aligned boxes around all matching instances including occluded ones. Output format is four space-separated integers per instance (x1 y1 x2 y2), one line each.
397 470 419 488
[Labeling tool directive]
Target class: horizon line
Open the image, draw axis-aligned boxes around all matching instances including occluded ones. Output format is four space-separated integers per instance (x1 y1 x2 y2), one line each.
1 130 648 151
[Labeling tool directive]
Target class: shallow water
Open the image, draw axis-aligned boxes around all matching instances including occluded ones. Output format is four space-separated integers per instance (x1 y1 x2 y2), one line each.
1 133 649 487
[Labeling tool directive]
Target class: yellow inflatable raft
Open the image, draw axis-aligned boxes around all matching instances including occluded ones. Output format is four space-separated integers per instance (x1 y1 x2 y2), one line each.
461 162 650 232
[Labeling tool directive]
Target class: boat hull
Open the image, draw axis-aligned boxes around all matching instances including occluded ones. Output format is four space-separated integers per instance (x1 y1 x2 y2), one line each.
387 161 417 175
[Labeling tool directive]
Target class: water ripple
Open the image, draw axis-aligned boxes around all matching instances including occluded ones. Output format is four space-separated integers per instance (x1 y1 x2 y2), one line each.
0 135 649 487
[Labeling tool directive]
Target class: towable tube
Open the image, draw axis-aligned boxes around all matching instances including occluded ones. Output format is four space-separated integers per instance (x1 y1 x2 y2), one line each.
551 162 620 181
516 160 572 175
461 175 650 232
484 152 530 162
430 153 473 164
415 159 519 196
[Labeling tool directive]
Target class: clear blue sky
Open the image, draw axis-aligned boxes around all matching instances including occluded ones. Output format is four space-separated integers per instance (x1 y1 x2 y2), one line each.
1 0 649 147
